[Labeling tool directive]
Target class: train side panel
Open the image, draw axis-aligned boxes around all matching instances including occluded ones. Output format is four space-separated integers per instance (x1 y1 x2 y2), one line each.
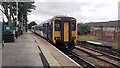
47 22 52 41
71 19 77 43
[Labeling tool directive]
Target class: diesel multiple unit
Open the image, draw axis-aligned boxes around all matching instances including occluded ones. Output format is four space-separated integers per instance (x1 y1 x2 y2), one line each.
32 16 77 51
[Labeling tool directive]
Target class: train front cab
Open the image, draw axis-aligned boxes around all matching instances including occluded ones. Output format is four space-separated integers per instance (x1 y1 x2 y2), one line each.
52 17 77 51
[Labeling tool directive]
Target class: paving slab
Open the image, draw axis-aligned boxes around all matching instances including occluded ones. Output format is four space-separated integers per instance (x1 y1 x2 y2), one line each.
0 44 2 48
2 32 43 67
32 33 81 67
0 45 2 68
32 34 61 66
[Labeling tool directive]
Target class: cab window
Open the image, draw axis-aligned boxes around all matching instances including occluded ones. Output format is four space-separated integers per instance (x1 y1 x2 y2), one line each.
71 21 76 31
55 20 61 31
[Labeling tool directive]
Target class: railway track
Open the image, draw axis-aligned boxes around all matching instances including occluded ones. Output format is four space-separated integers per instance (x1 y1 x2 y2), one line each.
78 45 120 61
64 51 97 68
74 46 120 68
34 32 119 67
80 42 120 57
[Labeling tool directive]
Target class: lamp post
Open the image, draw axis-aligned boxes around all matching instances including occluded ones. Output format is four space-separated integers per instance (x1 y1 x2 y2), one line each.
14 1 19 38
2 18 4 47
21 14 26 32
22 14 30 32
0 4 5 46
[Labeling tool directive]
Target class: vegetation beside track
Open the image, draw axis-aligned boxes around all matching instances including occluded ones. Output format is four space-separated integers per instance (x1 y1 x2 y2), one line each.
112 42 120 49
78 35 100 41
77 35 119 49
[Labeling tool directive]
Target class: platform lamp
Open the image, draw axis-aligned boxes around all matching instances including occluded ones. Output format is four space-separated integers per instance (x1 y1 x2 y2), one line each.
22 14 25 32
2 17 4 47
0 2 5 47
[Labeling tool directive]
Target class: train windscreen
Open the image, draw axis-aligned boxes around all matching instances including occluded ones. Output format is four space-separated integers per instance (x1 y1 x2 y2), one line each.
71 20 76 31
55 20 61 31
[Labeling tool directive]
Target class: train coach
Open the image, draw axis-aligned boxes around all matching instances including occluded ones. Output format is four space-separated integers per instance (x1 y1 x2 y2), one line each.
32 16 77 51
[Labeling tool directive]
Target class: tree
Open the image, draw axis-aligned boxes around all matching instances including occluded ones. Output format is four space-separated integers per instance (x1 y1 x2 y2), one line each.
0 2 35 26
18 2 35 23
78 23 91 35
0 2 13 25
28 21 37 29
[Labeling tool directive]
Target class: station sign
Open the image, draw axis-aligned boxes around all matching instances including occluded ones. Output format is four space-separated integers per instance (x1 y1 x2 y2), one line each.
0 0 34 2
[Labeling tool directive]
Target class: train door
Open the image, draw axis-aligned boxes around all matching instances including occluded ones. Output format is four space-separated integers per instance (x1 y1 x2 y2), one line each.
64 22 69 42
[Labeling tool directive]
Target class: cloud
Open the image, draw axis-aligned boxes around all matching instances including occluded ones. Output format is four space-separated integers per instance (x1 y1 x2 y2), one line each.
28 0 119 24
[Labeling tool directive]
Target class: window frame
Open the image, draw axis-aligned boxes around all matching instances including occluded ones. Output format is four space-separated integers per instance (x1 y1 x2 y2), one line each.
71 20 76 31
55 20 61 31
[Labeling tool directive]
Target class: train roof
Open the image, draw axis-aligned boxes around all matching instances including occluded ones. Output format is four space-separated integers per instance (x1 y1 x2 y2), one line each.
34 15 77 27
53 15 76 19
37 19 52 25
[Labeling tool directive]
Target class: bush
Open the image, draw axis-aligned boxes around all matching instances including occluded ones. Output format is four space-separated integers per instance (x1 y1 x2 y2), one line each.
4 29 13 34
78 35 100 41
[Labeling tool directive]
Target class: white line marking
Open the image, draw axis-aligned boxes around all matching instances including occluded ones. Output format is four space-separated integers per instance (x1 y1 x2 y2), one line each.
40 37 82 67
87 41 101 45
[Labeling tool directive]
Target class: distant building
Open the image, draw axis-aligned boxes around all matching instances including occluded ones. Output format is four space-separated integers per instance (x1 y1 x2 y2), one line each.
87 20 120 42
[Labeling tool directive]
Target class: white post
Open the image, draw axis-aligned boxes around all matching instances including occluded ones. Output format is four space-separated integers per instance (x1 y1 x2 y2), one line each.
16 2 18 25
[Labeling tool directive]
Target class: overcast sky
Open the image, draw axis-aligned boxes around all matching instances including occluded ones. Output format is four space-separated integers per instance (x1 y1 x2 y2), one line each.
0 0 120 23
28 0 120 24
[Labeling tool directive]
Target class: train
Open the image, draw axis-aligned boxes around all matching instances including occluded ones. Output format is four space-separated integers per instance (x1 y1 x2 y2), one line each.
32 16 77 51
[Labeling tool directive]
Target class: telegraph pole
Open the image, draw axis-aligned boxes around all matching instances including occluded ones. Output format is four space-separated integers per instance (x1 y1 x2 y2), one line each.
16 2 18 25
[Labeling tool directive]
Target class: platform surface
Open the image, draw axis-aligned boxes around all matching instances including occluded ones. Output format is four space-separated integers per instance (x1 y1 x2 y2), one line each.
0 45 2 68
2 32 43 67
1 32 82 68
32 33 81 67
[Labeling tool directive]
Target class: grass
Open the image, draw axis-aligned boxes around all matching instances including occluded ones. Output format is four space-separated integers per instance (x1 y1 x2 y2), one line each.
111 42 120 49
77 35 120 49
78 35 100 41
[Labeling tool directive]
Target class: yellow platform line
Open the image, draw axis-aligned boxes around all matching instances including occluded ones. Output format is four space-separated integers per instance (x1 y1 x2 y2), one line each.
0 44 2 48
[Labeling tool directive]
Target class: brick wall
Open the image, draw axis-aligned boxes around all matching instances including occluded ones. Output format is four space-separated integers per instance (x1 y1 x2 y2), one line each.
92 29 120 42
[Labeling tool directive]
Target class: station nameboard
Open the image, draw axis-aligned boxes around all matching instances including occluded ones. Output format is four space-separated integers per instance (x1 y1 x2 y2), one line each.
0 0 34 2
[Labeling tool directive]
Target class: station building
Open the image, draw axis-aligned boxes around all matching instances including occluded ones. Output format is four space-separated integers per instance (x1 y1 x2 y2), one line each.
88 20 120 42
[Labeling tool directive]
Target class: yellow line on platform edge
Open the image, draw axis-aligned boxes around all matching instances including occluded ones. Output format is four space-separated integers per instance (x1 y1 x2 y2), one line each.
0 43 7 48
0 44 2 48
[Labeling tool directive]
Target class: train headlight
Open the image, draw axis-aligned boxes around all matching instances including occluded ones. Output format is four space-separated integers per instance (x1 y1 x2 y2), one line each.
72 37 76 40
55 37 60 40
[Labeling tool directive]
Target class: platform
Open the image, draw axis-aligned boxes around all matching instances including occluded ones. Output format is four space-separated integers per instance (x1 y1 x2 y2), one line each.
2 32 43 67
1 32 81 68
32 33 81 67
0 44 2 68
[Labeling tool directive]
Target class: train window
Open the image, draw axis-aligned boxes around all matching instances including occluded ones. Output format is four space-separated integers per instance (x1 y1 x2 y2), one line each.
55 20 61 31
71 21 76 31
